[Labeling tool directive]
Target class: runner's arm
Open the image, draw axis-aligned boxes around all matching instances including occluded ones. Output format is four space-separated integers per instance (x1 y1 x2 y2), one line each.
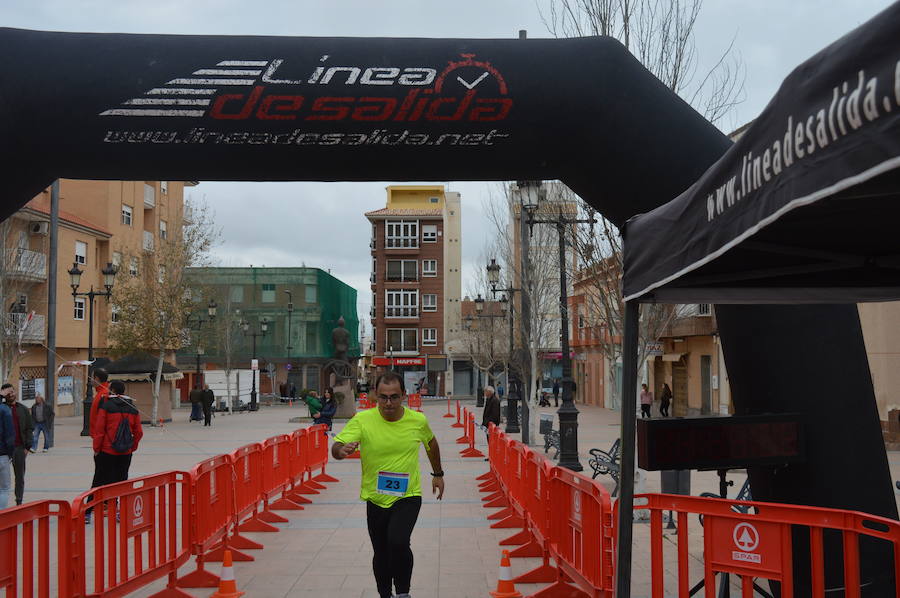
331 441 359 459
426 436 445 500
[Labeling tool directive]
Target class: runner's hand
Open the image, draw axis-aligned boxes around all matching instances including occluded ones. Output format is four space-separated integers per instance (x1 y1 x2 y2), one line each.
338 442 359 458
432 476 445 500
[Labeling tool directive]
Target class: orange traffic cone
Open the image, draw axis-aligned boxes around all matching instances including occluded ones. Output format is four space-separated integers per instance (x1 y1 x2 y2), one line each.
210 550 245 598
490 550 523 598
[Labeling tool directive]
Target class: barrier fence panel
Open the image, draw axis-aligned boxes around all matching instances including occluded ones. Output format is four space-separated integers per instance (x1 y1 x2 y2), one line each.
408 393 423 412
452 401 465 428
0 500 71 598
620 493 900 598
443 397 454 418
456 407 471 444
306 424 339 483
70 471 192 598
261 434 302 514
176 455 235 588
230 443 278 534
460 412 485 458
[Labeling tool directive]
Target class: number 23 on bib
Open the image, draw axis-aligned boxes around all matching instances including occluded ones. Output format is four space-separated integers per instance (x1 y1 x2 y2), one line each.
376 471 410 496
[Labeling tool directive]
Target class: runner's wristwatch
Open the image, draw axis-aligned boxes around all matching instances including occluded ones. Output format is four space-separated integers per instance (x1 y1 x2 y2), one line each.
430 471 444 477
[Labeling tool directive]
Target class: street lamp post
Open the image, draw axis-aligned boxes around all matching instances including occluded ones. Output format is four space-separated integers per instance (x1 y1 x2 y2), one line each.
187 300 217 389
524 187 596 472
487 258 521 434
284 290 293 359
241 317 268 411
69 261 117 437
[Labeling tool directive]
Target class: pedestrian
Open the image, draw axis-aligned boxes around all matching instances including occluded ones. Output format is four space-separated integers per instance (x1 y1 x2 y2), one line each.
86 367 111 519
30 393 54 452
201 384 215 427
660 383 672 417
313 387 337 433
640 383 653 418
0 397 14 509
289 383 297 401
552 378 560 407
332 371 444 598
188 385 204 422
2 383 33 506
92 380 143 488
481 385 500 440
497 383 505 399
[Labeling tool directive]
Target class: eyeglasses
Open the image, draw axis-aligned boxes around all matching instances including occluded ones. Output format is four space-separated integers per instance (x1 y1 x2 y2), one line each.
377 394 403 404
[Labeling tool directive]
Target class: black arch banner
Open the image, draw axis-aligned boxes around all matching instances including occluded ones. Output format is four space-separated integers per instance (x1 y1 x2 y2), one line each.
1 27 894 592
0 27 729 224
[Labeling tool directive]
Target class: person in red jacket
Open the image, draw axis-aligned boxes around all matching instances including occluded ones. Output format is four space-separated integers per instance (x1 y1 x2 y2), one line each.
88 368 111 488
92 380 143 488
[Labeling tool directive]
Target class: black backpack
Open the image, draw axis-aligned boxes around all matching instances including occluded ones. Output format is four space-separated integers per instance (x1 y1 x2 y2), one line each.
111 408 134 453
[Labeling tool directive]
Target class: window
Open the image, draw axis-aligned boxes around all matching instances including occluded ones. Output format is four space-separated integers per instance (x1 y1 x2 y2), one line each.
121 204 133 225
304 365 319 392
386 260 417 282
160 181 169 194
159 220 167 240
697 304 712 316
230 286 244 303
422 294 437 312
422 224 437 242
75 241 87 265
158 265 166 283
111 305 120 323
371 258 376 283
386 289 418 318
74 298 85 320
386 328 417 352
385 220 418 248
429 196 439 203
112 251 122 269
305 285 317 303
422 259 437 276
129 257 138 276
423 328 437 346
261 283 276 303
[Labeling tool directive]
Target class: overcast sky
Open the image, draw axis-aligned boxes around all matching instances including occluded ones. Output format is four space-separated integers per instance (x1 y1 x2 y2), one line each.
3 0 894 325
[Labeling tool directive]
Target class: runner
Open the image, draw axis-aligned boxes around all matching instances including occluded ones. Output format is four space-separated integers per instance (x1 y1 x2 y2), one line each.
332 371 444 598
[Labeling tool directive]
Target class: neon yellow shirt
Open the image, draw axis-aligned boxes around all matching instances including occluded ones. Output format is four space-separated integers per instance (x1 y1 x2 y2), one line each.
334 406 435 508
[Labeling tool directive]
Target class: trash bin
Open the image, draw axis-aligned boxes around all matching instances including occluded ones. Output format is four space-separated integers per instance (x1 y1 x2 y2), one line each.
539 413 554 435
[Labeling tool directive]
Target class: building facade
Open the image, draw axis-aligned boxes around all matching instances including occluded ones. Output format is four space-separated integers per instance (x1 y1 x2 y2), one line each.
366 185 461 396
178 267 359 400
5 179 189 416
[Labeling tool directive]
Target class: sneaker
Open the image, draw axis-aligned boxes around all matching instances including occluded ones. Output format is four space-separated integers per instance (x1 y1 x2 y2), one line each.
41 449 48 453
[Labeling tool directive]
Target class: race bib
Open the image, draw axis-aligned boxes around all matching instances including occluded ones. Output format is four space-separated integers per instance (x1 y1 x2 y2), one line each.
376 471 410 496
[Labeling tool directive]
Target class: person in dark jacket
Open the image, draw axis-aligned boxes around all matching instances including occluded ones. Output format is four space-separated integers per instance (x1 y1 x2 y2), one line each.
0 398 14 509
92 380 143 488
188 385 204 422
2 383 33 505
201 384 215 426
659 383 672 417
481 385 501 460
313 387 338 433
30 394 54 452
552 379 560 407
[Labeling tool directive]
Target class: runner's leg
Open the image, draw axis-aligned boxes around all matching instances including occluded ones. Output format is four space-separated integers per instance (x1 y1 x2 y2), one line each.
366 501 394 598
386 496 422 596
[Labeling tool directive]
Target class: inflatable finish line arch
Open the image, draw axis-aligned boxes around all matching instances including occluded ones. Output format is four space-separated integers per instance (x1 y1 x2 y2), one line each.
0 26 893 592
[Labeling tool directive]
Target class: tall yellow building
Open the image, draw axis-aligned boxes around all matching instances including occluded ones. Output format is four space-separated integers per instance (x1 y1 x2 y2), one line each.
3 180 192 415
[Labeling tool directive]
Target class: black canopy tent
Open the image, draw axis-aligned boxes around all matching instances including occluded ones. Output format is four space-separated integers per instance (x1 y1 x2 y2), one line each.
617 4 900 595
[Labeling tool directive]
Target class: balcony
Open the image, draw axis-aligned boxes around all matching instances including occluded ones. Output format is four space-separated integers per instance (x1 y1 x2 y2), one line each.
385 237 419 250
8 248 47 281
143 184 156 209
5 313 45 344
385 306 419 318
142 230 154 251
384 275 418 283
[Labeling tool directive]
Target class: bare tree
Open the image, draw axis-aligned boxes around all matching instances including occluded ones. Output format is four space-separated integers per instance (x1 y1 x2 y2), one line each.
0 217 47 383
538 0 744 125
479 183 573 442
108 199 218 424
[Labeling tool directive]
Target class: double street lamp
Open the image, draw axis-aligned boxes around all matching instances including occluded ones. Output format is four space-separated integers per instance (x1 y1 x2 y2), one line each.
187 300 217 389
486 259 521 434
69 261 118 437
523 183 596 472
241 317 268 411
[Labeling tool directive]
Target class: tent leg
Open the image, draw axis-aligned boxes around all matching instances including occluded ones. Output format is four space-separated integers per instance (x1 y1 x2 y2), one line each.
615 299 640 598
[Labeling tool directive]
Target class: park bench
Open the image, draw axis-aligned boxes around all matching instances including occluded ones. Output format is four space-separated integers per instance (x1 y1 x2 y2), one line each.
588 439 621 496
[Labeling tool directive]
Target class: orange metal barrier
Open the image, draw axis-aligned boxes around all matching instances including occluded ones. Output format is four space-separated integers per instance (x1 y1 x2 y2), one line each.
456 407 471 444
443 397 454 418
261 434 303 518
620 493 900 598
459 411 485 458
70 471 192 598
408 393 423 412
452 400 465 428
0 500 72 598
230 443 278 535
306 424 340 484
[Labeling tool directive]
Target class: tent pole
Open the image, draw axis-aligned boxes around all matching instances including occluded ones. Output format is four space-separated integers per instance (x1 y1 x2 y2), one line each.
615 300 640 597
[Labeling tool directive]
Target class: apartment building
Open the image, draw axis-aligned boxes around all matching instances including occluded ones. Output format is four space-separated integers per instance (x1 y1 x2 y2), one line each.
366 185 461 397
3 180 191 416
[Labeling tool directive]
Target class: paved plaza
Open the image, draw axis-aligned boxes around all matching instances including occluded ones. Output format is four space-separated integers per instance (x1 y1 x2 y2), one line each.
16 399 900 597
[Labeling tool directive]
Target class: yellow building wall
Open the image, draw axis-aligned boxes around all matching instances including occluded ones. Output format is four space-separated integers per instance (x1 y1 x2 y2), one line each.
386 185 446 209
